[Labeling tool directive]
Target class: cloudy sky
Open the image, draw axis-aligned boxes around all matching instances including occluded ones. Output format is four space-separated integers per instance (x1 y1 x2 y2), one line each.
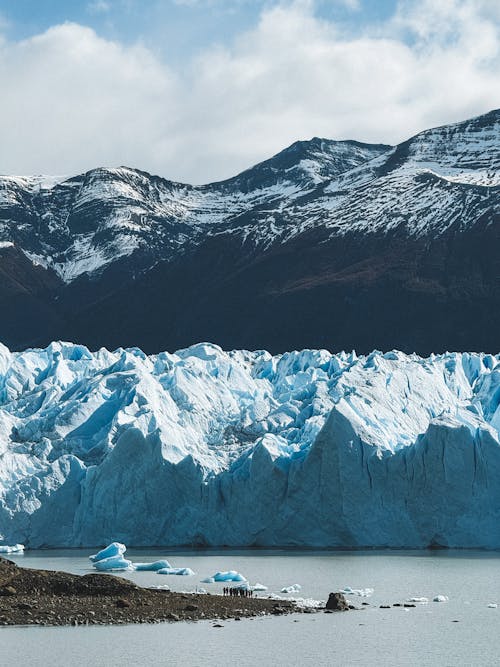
0 0 499 183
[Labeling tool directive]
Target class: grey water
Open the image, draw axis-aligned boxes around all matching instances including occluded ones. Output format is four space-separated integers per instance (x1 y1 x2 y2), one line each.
2 549 500 666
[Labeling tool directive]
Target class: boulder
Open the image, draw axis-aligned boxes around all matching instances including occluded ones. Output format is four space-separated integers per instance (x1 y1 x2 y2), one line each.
325 592 349 611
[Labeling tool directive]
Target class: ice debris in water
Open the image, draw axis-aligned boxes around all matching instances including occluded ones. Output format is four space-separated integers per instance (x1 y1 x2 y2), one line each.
89 542 126 563
93 555 133 571
231 582 267 592
341 587 374 598
212 571 247 582
201 577 215 584
0 544 24 554
281 584 302 594
134 560 172 571
270 594 322 608
433 595 449 603
488 603 498 608
157 567 196 576
253 583 268 591
233 582 251 590
409 597 429 604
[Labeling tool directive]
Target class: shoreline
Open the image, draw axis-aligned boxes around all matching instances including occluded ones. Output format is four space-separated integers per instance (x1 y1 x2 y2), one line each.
0 556 307 627
11 545 500 553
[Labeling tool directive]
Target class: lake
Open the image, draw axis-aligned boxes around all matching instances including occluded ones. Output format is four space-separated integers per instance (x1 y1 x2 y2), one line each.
1 548 499 666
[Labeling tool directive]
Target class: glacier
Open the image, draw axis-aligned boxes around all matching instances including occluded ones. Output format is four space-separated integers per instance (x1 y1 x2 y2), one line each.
0 341 499 549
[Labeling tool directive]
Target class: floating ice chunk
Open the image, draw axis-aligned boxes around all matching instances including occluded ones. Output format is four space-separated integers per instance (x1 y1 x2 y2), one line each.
93 555 133 571
157 567 196 576
234 581 267 592
291 598 323 609
133 560 172 571
269 593 322 608
150 585 170 591
212 571 247 582
409 597 429 604
488 603 498 608
433 595 449 603
0 544 24 554
233 582 251 591
89 542 126 562
253 583 268 591
201 577 215 584
341 587 373 598
281 584 302 594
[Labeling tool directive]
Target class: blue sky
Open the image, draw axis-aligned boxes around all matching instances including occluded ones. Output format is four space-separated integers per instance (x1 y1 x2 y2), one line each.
3 1 399 52
0 1 498 182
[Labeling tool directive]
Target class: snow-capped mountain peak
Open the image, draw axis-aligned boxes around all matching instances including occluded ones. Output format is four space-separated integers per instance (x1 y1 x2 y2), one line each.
0 109 498 355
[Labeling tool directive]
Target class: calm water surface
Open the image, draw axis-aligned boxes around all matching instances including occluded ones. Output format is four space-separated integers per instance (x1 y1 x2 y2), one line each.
2 549 499 666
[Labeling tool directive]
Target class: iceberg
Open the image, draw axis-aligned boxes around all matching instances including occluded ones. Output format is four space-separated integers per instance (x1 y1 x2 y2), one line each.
133 560 172 571
341 587 374 598
0 544 24 554
89 542 126 562
253 583 268 591
281 584 301 594
0 342 500 548
93 555 133 571
157 567 195 576
233 581 267 592
433 595 449 603
212 571 247 582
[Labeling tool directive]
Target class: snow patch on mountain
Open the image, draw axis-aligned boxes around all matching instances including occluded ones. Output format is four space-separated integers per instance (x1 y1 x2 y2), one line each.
0 110 497 282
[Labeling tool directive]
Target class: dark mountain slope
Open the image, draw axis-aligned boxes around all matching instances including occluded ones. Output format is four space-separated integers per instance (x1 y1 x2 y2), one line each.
0 109 498 354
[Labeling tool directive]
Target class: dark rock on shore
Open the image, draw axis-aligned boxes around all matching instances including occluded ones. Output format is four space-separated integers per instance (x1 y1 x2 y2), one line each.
325 592 350 611
0 556 299 627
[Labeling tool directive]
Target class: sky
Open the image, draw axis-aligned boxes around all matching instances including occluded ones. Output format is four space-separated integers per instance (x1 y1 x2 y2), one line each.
0 0 498 183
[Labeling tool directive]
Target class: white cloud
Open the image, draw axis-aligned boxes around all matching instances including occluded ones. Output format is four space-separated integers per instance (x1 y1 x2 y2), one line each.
87 1 112 14
0 1 498 183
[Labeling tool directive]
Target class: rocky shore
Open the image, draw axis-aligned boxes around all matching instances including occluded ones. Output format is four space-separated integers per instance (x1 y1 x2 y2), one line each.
0 556 302 627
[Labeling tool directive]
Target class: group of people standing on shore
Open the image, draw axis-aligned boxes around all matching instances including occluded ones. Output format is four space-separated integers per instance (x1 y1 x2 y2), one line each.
223 586 253 597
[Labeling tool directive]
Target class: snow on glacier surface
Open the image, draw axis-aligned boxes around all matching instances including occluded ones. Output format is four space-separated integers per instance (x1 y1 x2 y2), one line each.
0 342 499 548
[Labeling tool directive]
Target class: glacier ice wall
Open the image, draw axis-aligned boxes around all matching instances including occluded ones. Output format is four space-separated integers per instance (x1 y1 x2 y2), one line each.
0 341 499 548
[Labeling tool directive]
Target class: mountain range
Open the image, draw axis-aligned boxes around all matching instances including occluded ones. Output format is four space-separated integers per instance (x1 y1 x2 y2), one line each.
0 108 498 354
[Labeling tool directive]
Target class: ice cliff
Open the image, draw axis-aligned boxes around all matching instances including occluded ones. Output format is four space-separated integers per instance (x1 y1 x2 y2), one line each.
0 341 499 548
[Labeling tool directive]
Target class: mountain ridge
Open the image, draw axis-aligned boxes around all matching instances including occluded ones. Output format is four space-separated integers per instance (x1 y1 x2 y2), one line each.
0 108 498 354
